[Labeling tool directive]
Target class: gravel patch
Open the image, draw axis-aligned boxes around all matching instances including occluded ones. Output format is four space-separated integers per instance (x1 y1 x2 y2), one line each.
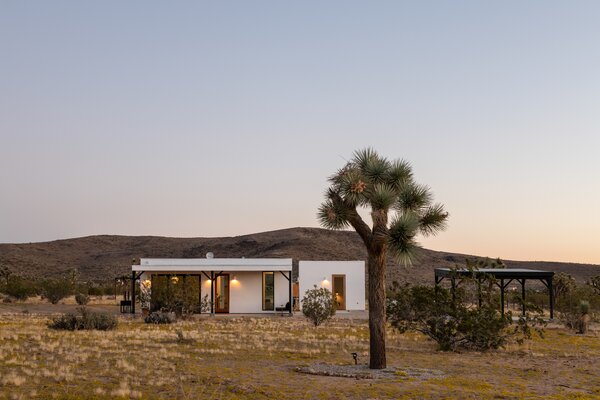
295 363 445 380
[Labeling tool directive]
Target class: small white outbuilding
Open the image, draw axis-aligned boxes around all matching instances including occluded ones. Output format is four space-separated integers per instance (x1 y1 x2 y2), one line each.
298 260 366 311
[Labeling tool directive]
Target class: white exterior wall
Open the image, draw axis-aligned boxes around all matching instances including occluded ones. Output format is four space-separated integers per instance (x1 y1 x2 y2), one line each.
298 261 366 311
199 271 290 313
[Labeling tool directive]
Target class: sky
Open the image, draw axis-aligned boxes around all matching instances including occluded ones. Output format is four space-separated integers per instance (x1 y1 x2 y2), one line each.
1 1 599 264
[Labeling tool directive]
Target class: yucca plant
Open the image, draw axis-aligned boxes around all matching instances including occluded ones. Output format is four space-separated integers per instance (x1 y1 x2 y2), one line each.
318 148 448 369
578 300 590 334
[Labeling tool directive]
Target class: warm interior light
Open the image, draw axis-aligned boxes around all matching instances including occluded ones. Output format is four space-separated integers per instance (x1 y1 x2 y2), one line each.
171 276 179 284
231 275 238 283
142 279 152 288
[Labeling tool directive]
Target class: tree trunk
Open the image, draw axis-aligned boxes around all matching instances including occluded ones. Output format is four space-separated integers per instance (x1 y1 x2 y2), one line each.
367 249 387 369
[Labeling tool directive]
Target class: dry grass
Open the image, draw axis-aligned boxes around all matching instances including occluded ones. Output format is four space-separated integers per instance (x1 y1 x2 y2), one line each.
0 313 598 399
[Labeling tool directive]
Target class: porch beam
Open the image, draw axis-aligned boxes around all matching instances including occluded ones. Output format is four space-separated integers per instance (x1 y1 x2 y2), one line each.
279 271 290 281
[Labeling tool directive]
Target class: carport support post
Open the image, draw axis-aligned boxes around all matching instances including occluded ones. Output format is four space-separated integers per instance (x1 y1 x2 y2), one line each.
131 270 136 314
210 271 214 315
288 272 292 316
521 279 526 316
500 279 505 316
549 277 554 320
477 277 482 308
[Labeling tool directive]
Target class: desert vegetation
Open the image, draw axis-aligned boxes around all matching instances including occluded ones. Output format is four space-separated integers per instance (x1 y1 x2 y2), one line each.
301 285 337 326
0 312 598 399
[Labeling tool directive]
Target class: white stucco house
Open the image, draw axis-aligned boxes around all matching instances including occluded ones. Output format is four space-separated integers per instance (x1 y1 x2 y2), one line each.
131 257 365 314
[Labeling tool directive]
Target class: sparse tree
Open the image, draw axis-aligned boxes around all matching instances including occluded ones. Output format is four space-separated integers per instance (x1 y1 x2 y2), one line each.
0 265 12 288
553 272 576 303
587 276 600 296
318 148 448 369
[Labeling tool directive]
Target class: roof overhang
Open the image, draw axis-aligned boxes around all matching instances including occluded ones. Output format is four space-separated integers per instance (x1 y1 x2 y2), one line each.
132 258 293 272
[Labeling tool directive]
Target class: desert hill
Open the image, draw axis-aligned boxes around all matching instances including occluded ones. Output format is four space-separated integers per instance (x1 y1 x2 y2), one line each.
0 227 598 284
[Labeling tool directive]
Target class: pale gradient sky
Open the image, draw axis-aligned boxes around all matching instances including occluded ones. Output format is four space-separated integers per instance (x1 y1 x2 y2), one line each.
1 1 599 264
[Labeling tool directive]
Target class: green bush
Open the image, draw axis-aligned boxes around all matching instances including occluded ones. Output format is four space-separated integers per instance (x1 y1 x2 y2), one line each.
301 286 336 326
144 311 175 324
1 275 38 301
386 283 543 351
41 278 74 304
75 293 90 305
48 307 117 331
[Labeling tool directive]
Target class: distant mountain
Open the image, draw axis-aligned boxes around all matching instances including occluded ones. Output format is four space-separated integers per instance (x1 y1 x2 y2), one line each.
0 227 598 284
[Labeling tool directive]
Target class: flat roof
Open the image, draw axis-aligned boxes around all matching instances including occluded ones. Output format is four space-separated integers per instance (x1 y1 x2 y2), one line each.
132 258 293 272
434 268 554 279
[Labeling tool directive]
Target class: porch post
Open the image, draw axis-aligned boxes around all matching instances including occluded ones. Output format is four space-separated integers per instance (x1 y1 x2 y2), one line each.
210 271 214 315
131 270 136 314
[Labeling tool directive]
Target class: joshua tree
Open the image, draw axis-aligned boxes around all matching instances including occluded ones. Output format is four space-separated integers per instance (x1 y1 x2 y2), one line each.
318 148 448 369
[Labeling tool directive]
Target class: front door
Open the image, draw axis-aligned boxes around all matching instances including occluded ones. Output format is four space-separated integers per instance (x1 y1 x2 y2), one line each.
332 274 346 310
215 274 230 313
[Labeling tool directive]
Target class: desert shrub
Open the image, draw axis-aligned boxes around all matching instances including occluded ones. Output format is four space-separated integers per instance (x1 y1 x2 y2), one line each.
144 311 175 324
48 307 117 331
588 276 600 296
1 275 38 301
41 278 73 304
75 293 90 305
387 282 543 351
41 270 78 304
48 313 79 330
301 286 336 326
557 284 598 329
87 285 103 296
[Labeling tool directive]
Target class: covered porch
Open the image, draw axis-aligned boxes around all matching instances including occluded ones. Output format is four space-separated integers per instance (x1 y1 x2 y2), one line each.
132 258 293 315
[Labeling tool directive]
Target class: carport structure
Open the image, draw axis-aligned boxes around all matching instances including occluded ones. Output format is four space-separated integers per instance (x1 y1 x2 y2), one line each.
434 268 555 319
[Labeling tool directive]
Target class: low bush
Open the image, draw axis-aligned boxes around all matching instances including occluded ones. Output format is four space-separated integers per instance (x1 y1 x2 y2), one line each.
48 307 117 331
387 282 544 351
1 275 38 301
41 278 73 304
75 293 90 305
144 311 175 324
301 286 336 326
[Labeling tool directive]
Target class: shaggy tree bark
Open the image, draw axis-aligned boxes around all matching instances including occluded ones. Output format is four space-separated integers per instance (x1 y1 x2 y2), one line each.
367 250 387 369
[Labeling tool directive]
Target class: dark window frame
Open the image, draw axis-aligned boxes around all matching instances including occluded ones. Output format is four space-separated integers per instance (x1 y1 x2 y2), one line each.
262 271 275 311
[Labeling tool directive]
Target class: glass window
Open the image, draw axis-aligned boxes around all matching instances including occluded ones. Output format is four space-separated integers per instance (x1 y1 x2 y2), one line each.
262 272 274 311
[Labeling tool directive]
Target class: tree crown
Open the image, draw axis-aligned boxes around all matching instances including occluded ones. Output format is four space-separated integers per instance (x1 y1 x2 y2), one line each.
318 148 448 263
